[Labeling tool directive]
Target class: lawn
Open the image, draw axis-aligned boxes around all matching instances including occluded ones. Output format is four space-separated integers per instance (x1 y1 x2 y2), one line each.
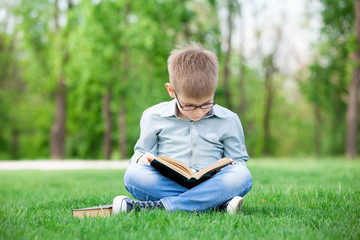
0 158 359 240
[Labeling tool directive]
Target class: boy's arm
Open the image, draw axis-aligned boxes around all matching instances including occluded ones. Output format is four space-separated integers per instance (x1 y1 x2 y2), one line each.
222 114 249 165
129 109 159 165
136 152 156 165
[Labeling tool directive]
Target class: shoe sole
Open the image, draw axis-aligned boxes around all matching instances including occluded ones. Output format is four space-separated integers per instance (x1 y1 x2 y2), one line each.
112 195 129 214
227 196 243 214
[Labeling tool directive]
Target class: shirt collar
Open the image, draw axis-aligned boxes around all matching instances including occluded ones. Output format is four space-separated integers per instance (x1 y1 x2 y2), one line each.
160 99 225 119
205 106 226 119
160 99 177 117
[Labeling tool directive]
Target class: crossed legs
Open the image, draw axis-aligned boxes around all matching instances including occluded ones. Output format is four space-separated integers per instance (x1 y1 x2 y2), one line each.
123 163 252 212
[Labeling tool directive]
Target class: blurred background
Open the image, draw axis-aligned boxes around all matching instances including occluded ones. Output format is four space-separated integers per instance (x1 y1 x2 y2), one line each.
0 0 359 160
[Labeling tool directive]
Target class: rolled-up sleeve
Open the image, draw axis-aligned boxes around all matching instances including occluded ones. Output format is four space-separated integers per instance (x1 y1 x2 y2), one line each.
129 109 159 165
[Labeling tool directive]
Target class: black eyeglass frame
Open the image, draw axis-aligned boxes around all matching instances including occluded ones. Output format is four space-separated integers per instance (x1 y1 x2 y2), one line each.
173 90 216 111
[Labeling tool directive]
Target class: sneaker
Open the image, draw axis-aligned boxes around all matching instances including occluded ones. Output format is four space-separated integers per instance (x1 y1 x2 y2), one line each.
112 196 132 214
112 195 163 214
226 196 243 214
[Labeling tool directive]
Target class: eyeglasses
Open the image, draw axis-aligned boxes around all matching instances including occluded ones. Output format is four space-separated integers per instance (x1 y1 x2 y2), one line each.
174 90 216 111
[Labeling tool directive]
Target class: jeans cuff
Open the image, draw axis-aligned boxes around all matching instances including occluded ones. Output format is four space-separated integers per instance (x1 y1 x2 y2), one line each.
160 198 173 212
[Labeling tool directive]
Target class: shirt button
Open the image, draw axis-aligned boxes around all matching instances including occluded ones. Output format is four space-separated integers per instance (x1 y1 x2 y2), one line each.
193 121 197 125
193 143 197 147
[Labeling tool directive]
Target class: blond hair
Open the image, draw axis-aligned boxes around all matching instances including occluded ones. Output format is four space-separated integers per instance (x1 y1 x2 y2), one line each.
167 42 218 99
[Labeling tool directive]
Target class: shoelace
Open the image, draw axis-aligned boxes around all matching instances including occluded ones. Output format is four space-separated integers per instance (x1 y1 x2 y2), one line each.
127 198 163 210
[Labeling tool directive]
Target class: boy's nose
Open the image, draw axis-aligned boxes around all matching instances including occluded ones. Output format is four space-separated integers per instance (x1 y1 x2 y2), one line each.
193 108 204 114
191 108 207 118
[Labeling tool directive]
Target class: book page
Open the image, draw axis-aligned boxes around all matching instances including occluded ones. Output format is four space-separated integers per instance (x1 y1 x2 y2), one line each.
157 156 193 177
72 205 112 218
73 205 112 211
194 158 233 179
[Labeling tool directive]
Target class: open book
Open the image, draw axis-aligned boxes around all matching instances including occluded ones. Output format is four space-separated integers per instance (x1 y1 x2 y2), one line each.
72 205 112 218
151 155 233 188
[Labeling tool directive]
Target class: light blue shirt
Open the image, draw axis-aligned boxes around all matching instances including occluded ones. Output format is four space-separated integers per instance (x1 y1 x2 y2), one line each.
130 99 249 171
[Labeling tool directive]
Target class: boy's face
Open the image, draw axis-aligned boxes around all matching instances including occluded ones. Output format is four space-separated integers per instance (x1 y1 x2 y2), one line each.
165 83 215 121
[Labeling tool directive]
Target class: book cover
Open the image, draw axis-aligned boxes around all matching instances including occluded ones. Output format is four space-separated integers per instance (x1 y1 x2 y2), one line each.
151 156 233 188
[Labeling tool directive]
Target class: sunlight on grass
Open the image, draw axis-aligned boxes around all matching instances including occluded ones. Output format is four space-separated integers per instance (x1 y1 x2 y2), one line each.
0 159 359 240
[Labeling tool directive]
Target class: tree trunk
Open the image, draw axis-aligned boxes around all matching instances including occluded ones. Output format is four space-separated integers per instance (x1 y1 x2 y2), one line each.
237 2 246 115
223 0 234 110
262 59 274 156
118 101 127 159
50 74 66 159
50 0 73 160
314 103 322 156
103 90 112 160
118 2 130 159
345 0 360 159
118 45 129 159
262 28 281 156
11 128 19 159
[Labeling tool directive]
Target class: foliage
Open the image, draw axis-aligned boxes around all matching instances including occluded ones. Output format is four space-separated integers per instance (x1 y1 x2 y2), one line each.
0 0 358 159
0 159 359 239
301 0 355 155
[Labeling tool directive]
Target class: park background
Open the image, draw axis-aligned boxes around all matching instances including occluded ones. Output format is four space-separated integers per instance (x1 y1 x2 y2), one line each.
1 1 360 239
0 0 359 161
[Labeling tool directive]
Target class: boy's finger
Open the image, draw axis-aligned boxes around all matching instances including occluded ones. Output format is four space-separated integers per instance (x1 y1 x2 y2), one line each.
139 157 151 165
146 154 156 162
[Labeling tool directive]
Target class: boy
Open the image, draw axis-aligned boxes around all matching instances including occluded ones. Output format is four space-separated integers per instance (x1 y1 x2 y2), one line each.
113 42 252 214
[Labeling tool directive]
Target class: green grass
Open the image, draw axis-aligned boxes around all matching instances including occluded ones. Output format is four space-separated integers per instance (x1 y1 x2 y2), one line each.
0 158 359 240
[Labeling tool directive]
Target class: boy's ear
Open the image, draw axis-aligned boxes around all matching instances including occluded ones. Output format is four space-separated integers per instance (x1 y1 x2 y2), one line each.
165 83 175 98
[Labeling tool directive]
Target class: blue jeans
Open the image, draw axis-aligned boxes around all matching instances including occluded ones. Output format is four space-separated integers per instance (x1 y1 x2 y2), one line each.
124 163 252 212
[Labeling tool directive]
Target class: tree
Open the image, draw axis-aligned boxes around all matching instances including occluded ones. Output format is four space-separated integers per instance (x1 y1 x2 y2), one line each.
304 0 355 156
262 28 281 156
346 0 360 158
12 0 76 160
118 2 131 159
50 1 74 159
0 14 23 159
222 0 235 110
237 1 246 115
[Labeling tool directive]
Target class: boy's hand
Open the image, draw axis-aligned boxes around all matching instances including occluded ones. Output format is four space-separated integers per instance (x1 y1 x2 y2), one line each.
137 153 156 165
